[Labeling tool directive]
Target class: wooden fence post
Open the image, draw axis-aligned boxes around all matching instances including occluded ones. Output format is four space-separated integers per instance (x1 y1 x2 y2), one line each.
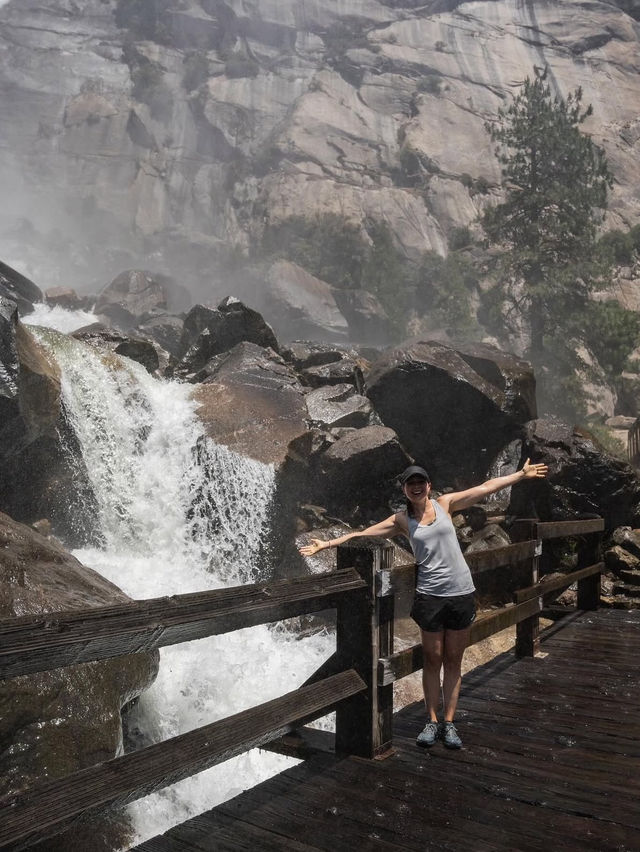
577 531 602 610
335 538 395 759
511 520 541 658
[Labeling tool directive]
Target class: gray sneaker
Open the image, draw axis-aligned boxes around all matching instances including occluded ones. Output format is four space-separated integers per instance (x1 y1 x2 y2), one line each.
416 720 439 747
441 721 462 749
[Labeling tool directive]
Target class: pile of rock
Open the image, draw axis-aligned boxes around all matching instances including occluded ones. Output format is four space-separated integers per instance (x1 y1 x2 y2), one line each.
603 527 640 609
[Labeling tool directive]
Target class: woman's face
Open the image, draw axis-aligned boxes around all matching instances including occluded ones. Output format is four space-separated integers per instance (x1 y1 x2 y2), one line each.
403 476 430 502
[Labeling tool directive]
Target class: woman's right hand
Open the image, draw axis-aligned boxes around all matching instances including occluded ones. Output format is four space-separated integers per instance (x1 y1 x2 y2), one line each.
298 538 328 557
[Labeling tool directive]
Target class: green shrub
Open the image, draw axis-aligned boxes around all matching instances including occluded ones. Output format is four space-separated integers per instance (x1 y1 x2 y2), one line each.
115 0 172 43
449 226 472 251
583 300 640 377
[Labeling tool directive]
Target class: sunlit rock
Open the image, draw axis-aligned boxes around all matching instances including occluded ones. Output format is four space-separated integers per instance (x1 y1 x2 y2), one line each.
305 384 374 429
192 341 307 466
262 259 349 343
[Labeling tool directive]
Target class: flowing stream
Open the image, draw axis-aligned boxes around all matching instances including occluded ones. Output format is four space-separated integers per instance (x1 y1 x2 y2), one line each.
27 314 334 847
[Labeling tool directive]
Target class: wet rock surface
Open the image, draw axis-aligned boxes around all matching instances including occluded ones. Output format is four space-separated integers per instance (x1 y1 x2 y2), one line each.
0 513 158 797
0 260 42 316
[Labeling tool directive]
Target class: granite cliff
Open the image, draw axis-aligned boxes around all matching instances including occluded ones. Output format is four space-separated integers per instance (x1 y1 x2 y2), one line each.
1 0 639 301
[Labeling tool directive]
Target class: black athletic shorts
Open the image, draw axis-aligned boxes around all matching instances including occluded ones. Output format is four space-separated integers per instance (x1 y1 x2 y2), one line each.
411 592 476 632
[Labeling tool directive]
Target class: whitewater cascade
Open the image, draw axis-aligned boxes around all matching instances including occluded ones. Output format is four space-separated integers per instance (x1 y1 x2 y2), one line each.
27 317 334 847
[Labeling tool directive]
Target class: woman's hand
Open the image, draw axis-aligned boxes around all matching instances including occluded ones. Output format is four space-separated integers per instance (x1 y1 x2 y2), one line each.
299 538 329 557
522 458 548 479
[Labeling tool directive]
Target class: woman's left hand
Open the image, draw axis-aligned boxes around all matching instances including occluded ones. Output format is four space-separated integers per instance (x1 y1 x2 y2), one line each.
522 458 548 479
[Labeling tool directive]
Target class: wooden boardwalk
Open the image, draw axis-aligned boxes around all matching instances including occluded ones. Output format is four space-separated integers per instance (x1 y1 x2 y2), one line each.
133 609 640 852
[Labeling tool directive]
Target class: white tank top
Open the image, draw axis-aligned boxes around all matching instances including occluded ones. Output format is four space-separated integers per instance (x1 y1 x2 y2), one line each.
408 500 475 596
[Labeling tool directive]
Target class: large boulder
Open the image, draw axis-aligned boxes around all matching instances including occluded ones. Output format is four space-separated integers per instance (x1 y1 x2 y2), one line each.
317 425 412 524
283 340 370 390
0 310 98 544
262 260 350 343
333 288 394 346
365 340 536 487
95 270 191 331
174 297 280 378
508 417 640 529
305 384 374 429
191 342 307 466
0 512 158 800
0 260 42 316
73 325 160 374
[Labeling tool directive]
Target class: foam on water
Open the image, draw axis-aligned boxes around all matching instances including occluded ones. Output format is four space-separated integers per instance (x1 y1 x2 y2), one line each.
26 302 99 333
29 323 334 847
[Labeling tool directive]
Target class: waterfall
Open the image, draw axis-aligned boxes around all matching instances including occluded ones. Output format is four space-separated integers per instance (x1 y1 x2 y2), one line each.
27 318 334 847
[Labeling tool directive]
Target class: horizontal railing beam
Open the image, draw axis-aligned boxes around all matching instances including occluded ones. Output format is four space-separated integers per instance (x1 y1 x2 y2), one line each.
0 569 366 680
535 519 604 539
514 561 604 603
378 597 542 687
0 669 366 852
376 540 538 597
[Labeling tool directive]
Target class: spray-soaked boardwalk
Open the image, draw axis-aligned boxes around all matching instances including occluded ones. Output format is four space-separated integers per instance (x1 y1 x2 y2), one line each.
134 608 640 852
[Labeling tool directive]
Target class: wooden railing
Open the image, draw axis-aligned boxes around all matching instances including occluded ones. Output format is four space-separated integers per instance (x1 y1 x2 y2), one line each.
0 517 603 851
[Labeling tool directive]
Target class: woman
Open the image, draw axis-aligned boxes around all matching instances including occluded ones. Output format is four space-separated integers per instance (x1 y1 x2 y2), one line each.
299 459 548 749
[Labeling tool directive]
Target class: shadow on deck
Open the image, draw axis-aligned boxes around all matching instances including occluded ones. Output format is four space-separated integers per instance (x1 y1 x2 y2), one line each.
134 609 639 852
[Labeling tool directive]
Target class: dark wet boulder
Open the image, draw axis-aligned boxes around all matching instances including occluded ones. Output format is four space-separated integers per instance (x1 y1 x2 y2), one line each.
508 417 640 529
262 260 349 342
191 341 307 466
365 340 536 488
0 259 42 316
0 512 158 798
174 297 279 377
133 312 184 358
0 310 96 541
317 425 412 524
72 325 160 374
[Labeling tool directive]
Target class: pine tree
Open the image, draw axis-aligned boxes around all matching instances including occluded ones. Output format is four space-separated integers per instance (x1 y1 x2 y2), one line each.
484 73 613 364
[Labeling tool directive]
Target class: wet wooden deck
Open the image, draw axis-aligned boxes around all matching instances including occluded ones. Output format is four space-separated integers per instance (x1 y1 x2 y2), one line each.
133 609 640 851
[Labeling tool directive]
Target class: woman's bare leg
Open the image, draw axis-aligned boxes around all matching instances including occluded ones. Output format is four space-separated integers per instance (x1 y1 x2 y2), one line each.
420 630 444 720
442 626 470 722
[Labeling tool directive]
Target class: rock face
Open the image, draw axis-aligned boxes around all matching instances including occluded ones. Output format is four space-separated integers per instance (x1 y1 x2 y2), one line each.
0 261 42 316
1 0 639 297
0 512 158 798
262 260 350 343
366 340 536 486
509 417 640 529
191 341 308 466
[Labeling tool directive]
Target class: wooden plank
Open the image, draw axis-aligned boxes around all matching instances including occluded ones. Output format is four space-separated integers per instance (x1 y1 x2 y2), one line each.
536 518 604 539
261 726 335 759
378 597 542 686
376 540 538 597
335 539 394 758
514 561 603 602
0 568 365 680
0 669 366 852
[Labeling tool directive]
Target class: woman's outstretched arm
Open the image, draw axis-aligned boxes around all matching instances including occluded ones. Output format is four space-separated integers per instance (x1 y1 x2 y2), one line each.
298 513 406 557
439 458 548 515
